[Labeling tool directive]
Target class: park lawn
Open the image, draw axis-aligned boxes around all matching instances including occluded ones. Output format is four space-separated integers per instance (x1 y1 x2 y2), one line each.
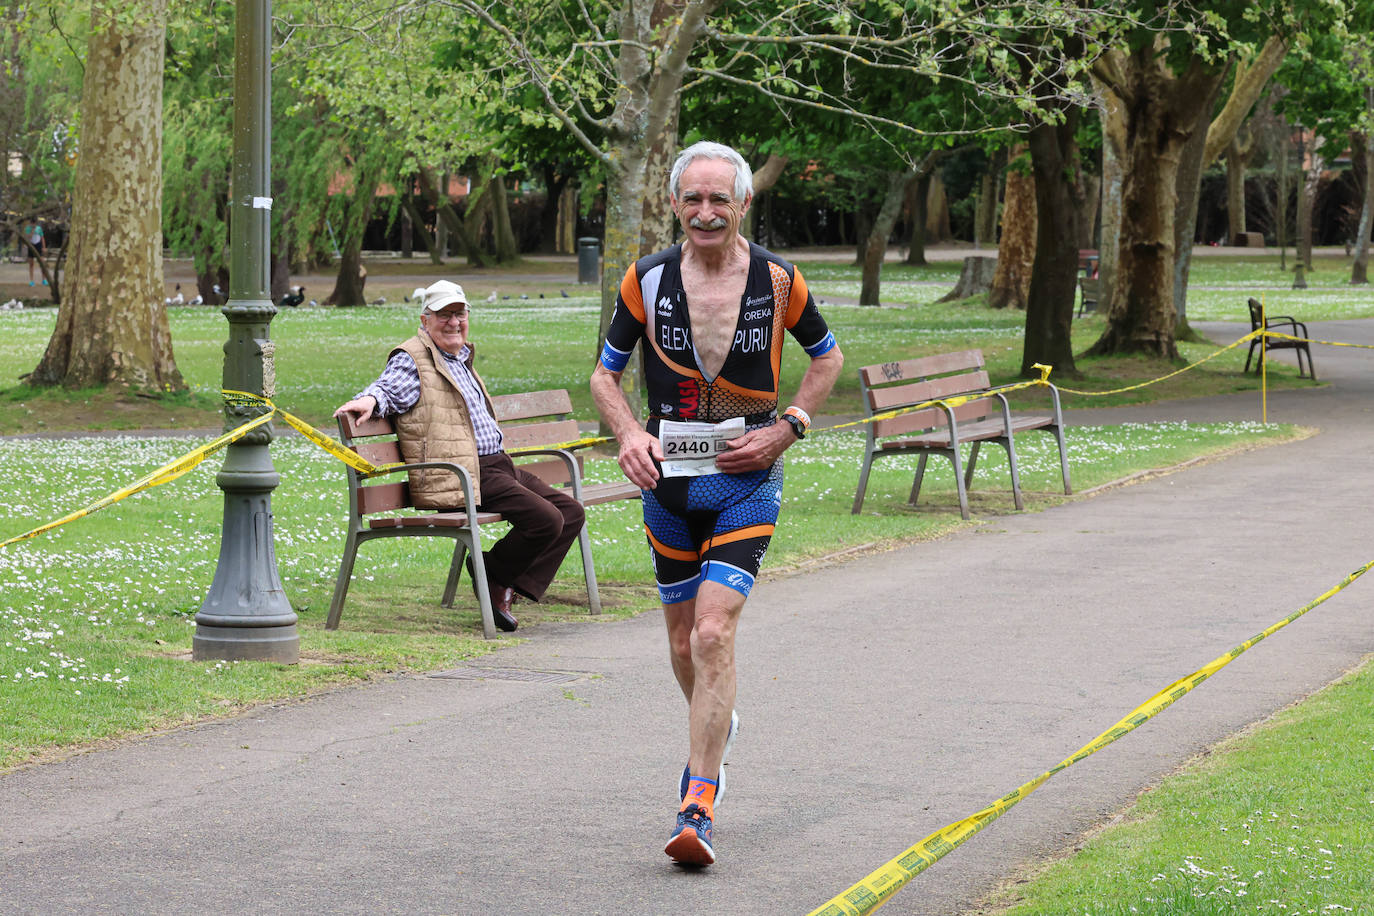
986 658 1374 915
0 250 1344 435
0 418 1304 770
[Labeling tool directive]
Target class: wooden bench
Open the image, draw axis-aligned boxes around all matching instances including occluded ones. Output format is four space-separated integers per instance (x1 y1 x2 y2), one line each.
1244 297 1315 379
1077 276 1099 317
327 389 639 638
851 350 1072 520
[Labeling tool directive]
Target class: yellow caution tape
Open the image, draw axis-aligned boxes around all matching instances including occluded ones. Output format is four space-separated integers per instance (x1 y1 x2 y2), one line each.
222 388 393 476
1264 331 1374 350
0 411 275 549
1054 331 1263 397
807 555 1374 916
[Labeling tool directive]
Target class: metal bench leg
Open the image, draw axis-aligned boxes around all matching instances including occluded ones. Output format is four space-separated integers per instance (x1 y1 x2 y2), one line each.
1001 438 1026 511
441 538 468 609
852 450 876 514
577 523 602 615
326 530 360 630
1053 426 1073 495
946 447 971 520
908 453 930 506
466 532 497 639
964 441 981 489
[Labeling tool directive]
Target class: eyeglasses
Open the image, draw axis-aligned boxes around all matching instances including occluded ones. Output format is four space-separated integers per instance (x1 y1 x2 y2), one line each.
430 309 468 324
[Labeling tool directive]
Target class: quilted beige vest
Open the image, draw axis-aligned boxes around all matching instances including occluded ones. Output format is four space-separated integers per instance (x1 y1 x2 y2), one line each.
393 334 497 509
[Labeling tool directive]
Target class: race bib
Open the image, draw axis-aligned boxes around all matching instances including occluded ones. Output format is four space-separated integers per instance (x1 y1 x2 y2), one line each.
658 417 746 477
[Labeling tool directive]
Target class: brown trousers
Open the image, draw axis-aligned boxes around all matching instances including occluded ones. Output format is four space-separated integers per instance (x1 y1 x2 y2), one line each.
476 452 585 601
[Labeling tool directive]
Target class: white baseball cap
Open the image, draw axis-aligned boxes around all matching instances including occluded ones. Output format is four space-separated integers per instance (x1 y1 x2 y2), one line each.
417 280 469 312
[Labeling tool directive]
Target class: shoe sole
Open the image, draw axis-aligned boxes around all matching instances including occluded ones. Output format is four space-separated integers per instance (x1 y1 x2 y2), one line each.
664 829 715 866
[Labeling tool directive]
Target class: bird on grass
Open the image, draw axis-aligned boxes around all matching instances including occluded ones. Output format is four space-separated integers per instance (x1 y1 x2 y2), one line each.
369 296 387 305
560 289 570 298
188 294 204 306
164 283 185 306
281 285 305 307
486 290 498 303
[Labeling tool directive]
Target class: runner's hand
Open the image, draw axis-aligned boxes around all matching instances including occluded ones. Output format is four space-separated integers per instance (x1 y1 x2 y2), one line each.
618 427 663 489
716 422 793 473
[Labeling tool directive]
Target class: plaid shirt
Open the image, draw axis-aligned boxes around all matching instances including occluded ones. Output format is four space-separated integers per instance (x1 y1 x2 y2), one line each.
359 344 504 455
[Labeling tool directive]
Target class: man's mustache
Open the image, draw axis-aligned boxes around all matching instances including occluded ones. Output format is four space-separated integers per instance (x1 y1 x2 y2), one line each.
689 216 728 230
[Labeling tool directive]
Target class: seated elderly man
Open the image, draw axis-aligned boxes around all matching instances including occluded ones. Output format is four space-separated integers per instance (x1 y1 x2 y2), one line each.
334 280 584 632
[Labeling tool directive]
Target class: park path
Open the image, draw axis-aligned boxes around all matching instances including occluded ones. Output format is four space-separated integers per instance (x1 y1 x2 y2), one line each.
2 320 1372 915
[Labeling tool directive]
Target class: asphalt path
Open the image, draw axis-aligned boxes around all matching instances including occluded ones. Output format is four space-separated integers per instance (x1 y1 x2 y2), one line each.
2 320 1372 915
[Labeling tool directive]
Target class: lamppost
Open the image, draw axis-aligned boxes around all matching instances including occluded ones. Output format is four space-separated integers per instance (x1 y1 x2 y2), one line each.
193 0 299 663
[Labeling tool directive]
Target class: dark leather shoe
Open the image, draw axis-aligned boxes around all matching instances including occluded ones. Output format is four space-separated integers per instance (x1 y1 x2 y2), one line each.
489 585 518 632
465 555 517 632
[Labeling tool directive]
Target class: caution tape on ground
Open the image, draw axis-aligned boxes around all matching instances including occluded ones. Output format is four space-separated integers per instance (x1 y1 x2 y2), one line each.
806 555 1374 916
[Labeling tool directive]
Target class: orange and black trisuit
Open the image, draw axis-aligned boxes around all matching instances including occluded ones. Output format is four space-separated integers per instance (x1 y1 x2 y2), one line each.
599 242 837 604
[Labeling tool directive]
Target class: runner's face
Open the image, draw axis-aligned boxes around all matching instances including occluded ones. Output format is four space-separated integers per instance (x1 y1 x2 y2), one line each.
673 159 751 254
421 304 469 352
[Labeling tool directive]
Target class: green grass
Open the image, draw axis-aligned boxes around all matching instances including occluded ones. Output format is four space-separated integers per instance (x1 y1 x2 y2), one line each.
0 419 1302 769
988 659 1374 915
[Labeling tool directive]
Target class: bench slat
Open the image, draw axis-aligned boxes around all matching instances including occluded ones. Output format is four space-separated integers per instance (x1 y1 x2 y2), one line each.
342 413 395 439
580 482 643 506
492 389 573 422
858 349 985 386
872 400 991 440
502 418 582 450
866 370 991 411
358 481 409 515
354 441 402 465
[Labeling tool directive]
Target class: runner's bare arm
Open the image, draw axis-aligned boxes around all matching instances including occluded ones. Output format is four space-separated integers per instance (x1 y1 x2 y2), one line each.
591 363 663 489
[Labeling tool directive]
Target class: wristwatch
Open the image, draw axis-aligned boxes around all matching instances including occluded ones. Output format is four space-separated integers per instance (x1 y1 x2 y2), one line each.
782 413 806 439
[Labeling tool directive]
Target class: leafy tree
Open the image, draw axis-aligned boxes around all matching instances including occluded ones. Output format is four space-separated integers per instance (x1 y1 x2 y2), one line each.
29 0 184 393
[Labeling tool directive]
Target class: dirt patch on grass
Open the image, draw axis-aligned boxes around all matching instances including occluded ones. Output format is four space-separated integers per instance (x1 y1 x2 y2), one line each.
0 388 220 436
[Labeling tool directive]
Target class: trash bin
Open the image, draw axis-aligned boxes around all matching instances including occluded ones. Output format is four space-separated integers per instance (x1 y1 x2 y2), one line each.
577 237 600 285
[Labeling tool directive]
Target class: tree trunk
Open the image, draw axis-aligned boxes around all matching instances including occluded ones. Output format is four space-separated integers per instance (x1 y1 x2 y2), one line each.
325 168 381 306
1171 70 1228 331
556 184 578 254
925 174 951 242
1353 124 1373 284
29 0 183 393
538 166 569 254
1088 48 1223 359
1077 173 1101 249
1226 132 1253 241
989 164 1035 310
906 173 930 265
973 163 999 249
1275 117 1291 271
1022 114 1083 377
744 153 788 242
400 195 443 265
1096 83 1125 318
937 256 997 302
418 165 489 267
489 170 519 263
1296 133 1321 274
860 170 915 305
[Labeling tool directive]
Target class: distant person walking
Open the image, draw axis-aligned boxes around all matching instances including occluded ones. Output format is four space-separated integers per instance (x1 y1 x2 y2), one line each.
22 222 45 286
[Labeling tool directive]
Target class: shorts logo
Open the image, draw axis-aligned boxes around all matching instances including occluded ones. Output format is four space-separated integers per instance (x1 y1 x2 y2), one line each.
725 573 747 589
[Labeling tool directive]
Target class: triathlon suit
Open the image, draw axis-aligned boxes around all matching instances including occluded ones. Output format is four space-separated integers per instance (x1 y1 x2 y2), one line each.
599 242 837 604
